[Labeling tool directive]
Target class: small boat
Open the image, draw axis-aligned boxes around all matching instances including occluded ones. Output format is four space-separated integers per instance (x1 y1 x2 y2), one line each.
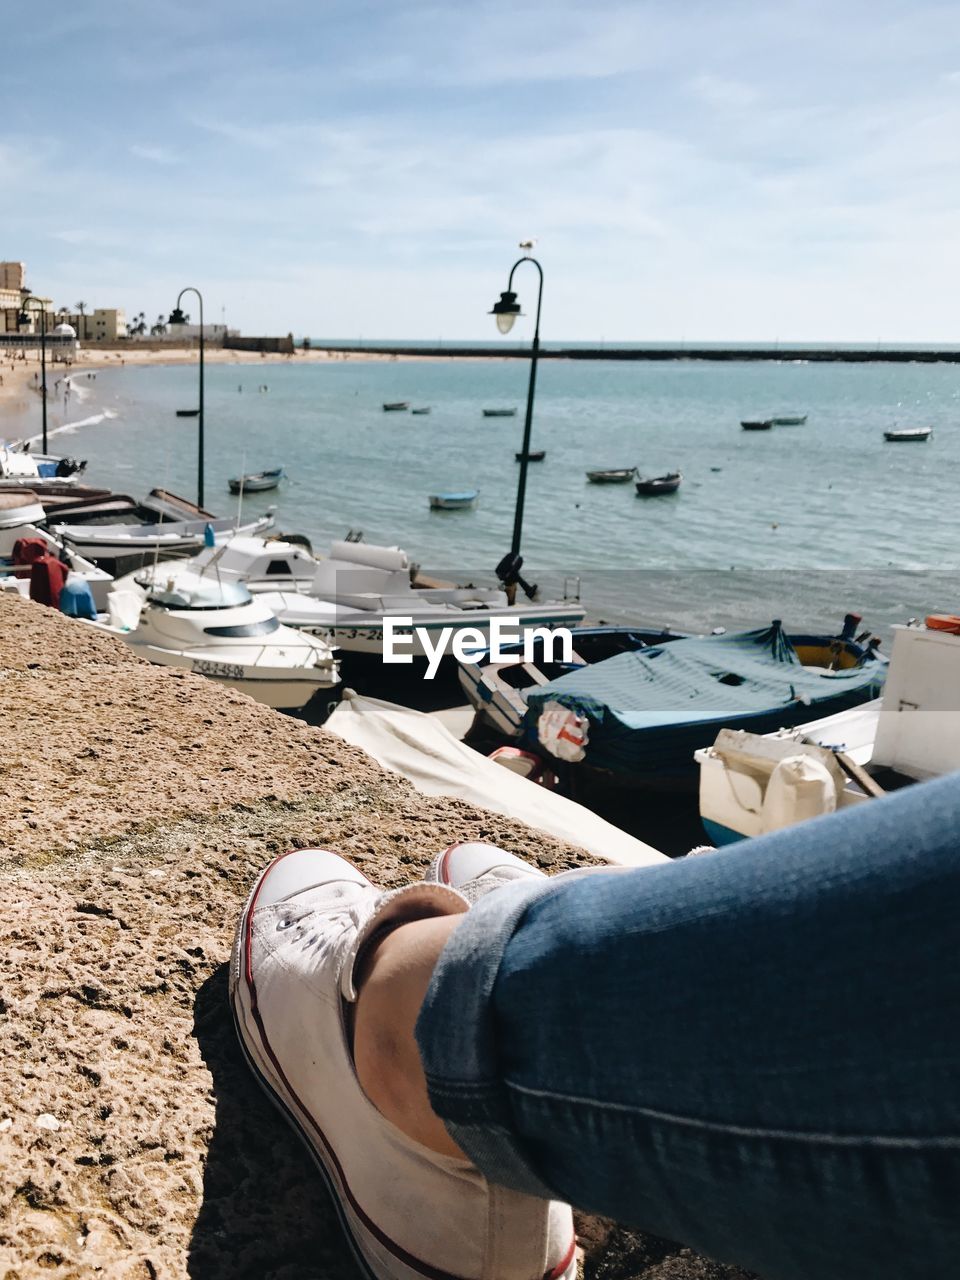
771 414 807 426
586 468 636 483
515 450 546 462
176 409 200 418
91 570 339 711
383 402 409 411
741 419 773 431
884 427 932 442
429 491 479 510
411 407 431 415
635 470 682 496
483 408 517 418
228 467 285 495
521 618 885 787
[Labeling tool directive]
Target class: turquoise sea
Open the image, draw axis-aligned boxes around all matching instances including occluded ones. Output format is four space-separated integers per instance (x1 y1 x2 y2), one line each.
9 354 960 639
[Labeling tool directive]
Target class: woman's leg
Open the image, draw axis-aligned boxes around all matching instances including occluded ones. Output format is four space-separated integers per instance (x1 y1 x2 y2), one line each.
414 771 960 1280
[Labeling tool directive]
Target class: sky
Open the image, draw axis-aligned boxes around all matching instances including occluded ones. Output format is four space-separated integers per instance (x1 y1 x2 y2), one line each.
4 0 960 341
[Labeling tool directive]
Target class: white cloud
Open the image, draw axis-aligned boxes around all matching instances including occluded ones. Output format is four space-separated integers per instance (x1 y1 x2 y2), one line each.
130 143 180 165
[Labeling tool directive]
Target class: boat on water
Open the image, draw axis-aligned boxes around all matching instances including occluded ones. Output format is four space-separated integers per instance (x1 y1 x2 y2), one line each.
482 408 517 418
459 624 693 738
162 535 587 659
586 467 636 483
519 617 886 788
635 470 682 495
741 419 773 431
411 407 431 415
94 570 339 710
383 401 409 411
228 467 284 495
696 620 960 843
176 409 200 418
429 491 478 510
515 450 546 462
771 414 808 426
884 427 932 442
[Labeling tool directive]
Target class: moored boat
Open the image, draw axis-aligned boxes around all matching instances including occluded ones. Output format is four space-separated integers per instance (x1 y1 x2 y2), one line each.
741 419 773 431
228 467 285 495
515 450 546 462
411 407 431 415
521 618 886 788
176 408 200 418
429 491 478 510
771 414 808 426
383 401 409 411
884 427 932 442
635 470 682 495
482 408 517 417
586 467 636 483
92 570 339 710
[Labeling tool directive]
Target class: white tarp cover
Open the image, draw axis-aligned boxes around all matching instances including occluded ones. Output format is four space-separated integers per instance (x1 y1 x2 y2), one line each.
325 690 665 867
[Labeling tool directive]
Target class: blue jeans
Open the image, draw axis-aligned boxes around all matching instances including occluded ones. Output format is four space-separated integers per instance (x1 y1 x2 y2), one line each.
415 772 960 1280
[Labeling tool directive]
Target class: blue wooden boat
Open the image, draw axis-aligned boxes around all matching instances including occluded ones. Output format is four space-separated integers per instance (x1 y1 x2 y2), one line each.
459 624 693 737
522 619 886 787
429 490 478 510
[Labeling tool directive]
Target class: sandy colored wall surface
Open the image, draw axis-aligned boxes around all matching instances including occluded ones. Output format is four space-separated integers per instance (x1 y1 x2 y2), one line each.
0 594 755 1279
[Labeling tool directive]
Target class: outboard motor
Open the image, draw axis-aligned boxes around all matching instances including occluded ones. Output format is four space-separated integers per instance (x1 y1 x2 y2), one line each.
495 552 538 602
840 612 862 642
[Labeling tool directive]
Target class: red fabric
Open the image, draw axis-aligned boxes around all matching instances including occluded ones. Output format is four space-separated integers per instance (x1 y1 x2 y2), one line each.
12 537 48 566
29 555 69 608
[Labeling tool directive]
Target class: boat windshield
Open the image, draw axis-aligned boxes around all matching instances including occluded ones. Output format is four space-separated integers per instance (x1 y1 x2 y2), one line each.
148 578 253 610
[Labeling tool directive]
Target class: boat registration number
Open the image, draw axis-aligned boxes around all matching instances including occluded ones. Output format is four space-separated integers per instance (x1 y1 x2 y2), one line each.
193 659 245 680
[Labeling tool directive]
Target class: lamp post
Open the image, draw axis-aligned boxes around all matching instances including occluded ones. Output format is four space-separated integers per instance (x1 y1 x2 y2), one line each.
19 295 48 452
489 254 543 601
168 286 205 508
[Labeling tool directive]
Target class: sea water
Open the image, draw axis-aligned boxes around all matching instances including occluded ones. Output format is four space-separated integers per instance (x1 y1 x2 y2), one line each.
12 355 960 638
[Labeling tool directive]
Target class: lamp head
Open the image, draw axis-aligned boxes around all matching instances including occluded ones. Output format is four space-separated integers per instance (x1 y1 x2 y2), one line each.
489 290 522 334
168 306 188 326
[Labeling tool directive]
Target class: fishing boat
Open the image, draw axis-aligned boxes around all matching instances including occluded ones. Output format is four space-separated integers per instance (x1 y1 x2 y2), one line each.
383 402 409 411
50 507 276 571
429 491 478 510
145 535 587 660
0 443 87 483
741 420 773 431
93 570 339 711
695 620 960 843
515 450 546 462
586 467 636 483
459 624 692 738
411 407 431 415
482 408 517 418
228 467 285 495
176 409 200 418
884 427 932 442
771 414 807 426
520 618 886 788
635 471 682 495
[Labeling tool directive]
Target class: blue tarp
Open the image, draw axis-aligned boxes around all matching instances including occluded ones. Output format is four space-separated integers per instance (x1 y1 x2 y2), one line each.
524 622 886 781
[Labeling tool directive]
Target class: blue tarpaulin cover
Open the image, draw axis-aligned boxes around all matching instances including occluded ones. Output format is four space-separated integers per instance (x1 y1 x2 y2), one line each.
524 622 886 780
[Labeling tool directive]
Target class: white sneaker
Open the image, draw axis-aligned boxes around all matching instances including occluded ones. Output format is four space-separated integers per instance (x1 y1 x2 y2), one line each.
231 847 577 1280
426 842 548 903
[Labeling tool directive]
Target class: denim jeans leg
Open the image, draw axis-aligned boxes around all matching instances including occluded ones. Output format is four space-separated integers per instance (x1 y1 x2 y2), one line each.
416 771 960 1280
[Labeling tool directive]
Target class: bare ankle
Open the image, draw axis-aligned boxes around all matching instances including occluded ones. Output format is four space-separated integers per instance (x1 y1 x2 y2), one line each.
353 914 465 1158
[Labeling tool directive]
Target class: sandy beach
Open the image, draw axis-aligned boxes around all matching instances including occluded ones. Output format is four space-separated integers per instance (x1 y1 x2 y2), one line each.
0 591 757 1280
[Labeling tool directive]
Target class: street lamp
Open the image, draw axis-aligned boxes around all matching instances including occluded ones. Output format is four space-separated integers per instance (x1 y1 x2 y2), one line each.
18 295 48 452
489 254 543 601
168 286 205 508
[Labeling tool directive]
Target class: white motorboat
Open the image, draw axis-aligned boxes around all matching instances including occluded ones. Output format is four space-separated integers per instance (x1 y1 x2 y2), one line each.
429 491 479 510
695 620 960 843
50 509 276 565
132 535 586 657
0 490 113 608
88 571 339 710
0 442 87 483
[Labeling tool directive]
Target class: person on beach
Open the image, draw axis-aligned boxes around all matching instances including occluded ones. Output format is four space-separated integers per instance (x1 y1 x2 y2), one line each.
231 771 960 1280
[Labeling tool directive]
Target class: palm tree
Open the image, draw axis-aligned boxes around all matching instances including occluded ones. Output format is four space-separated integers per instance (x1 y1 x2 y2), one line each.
75 301 87 339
